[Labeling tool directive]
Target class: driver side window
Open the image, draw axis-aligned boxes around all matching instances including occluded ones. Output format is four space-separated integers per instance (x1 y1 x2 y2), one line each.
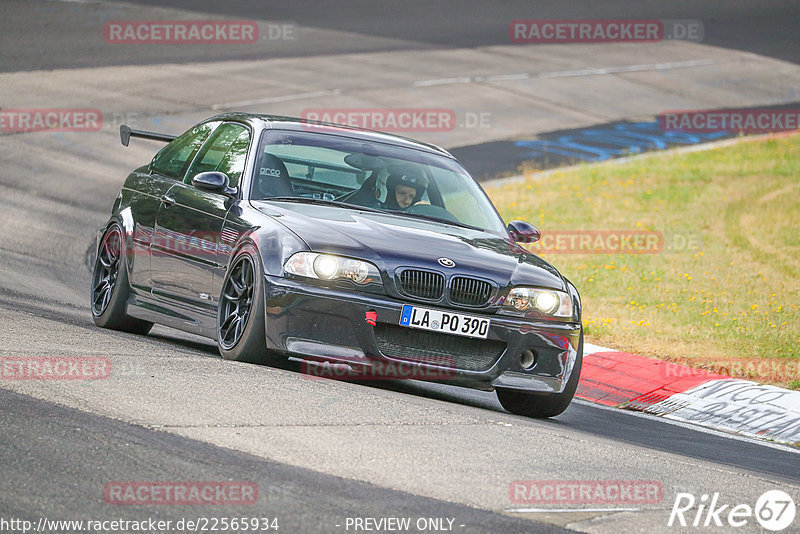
430 166 491 229
185 123 250 188
150 121 219 180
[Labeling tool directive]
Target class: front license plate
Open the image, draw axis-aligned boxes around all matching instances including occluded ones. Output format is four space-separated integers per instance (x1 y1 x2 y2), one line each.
399 304 490 339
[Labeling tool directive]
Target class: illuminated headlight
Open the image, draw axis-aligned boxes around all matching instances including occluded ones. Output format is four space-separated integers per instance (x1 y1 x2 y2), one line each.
314 255 339 279
285 252 381 286
504 287 573 318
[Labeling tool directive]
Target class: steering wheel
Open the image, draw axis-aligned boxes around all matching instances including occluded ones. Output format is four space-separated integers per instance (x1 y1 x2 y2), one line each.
405 203 460 223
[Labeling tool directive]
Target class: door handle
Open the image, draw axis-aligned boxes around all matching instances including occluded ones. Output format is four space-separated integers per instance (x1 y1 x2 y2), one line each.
160 193 175 206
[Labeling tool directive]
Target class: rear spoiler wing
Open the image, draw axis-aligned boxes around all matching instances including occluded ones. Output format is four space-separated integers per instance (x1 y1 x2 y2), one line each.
120 124 177 146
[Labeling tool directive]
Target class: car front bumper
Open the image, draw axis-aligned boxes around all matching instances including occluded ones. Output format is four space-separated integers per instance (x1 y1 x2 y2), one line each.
263 275 582 394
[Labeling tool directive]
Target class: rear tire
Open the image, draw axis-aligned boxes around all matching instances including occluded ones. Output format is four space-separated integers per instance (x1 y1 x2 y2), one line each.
217 244 280 365
90 223 153 335
496 331 583 418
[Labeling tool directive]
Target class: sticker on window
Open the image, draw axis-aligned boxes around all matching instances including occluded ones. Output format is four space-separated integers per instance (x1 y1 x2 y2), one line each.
259 167 281 177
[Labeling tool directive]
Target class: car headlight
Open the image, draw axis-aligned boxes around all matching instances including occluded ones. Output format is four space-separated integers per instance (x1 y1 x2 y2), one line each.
285 252 382 287
503 287 573 318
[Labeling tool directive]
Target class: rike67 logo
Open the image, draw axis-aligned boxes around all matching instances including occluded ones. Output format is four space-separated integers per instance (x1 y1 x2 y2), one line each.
668 490 796 531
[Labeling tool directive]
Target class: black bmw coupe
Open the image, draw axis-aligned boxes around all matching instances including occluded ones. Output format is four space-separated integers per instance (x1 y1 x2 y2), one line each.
91 114 582 417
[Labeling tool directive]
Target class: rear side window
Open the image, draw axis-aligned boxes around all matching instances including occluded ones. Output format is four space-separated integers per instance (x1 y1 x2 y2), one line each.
150 121 219 179
185 123 250 187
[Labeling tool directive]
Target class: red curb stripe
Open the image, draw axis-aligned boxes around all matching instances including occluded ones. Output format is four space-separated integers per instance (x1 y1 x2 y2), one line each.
577 351 729 408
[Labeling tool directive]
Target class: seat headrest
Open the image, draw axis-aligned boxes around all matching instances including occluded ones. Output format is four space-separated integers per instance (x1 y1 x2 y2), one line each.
257 153 294 198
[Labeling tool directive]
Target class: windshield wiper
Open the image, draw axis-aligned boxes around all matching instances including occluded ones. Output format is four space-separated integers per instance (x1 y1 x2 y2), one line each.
382 209 483 231
261 197 486 231
260 196 383 213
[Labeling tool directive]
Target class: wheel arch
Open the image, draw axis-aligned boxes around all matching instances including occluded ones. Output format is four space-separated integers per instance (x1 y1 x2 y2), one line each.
221 217 307 279
110 209 137 282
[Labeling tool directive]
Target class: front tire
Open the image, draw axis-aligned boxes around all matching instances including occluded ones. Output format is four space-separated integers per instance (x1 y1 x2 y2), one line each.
496 331 583 418
217 245 279 364
90 223 153 335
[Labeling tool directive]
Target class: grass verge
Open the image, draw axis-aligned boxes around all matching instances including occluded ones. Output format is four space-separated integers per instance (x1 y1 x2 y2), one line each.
485 134 800 389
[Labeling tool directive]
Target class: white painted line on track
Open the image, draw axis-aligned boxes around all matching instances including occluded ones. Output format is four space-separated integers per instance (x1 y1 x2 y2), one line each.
413 77 472 87
212 89 342 110
505 507 640 513
572 398 800 454
212 59 715 113
485 73 531 82
645 380 800 446
539 59 715 78
414 59 714 87
582 343 611 356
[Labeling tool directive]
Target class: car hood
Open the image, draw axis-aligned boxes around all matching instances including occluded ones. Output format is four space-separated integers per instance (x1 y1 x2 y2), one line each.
252 201 566 290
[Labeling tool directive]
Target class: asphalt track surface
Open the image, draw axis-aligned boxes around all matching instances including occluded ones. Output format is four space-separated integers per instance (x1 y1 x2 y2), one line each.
0 387 561 533
454 100 800 180
1 1 799 533
2 0 799 70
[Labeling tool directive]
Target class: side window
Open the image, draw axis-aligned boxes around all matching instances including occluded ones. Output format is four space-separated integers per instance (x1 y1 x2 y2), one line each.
185 123 250 188
150 121 219 180
431 167 492 230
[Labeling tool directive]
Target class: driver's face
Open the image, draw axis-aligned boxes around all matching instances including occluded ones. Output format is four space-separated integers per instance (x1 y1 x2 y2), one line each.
395 185 417 208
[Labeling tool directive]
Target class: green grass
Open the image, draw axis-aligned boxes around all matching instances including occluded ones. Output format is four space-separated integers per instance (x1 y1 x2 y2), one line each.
485 135 800 389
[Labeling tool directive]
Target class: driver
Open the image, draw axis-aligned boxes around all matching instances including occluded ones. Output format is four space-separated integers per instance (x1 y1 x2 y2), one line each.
383 173 428 210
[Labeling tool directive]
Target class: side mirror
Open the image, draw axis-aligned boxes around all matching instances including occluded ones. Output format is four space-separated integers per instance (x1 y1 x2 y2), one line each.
507 220 541 243
192 172 236 196
120 125 131 147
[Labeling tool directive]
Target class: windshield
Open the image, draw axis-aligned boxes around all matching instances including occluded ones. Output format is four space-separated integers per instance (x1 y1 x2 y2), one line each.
249 130 507 234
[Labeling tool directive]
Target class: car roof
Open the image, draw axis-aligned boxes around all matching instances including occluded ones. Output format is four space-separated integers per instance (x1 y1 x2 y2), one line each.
207 112 455 159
